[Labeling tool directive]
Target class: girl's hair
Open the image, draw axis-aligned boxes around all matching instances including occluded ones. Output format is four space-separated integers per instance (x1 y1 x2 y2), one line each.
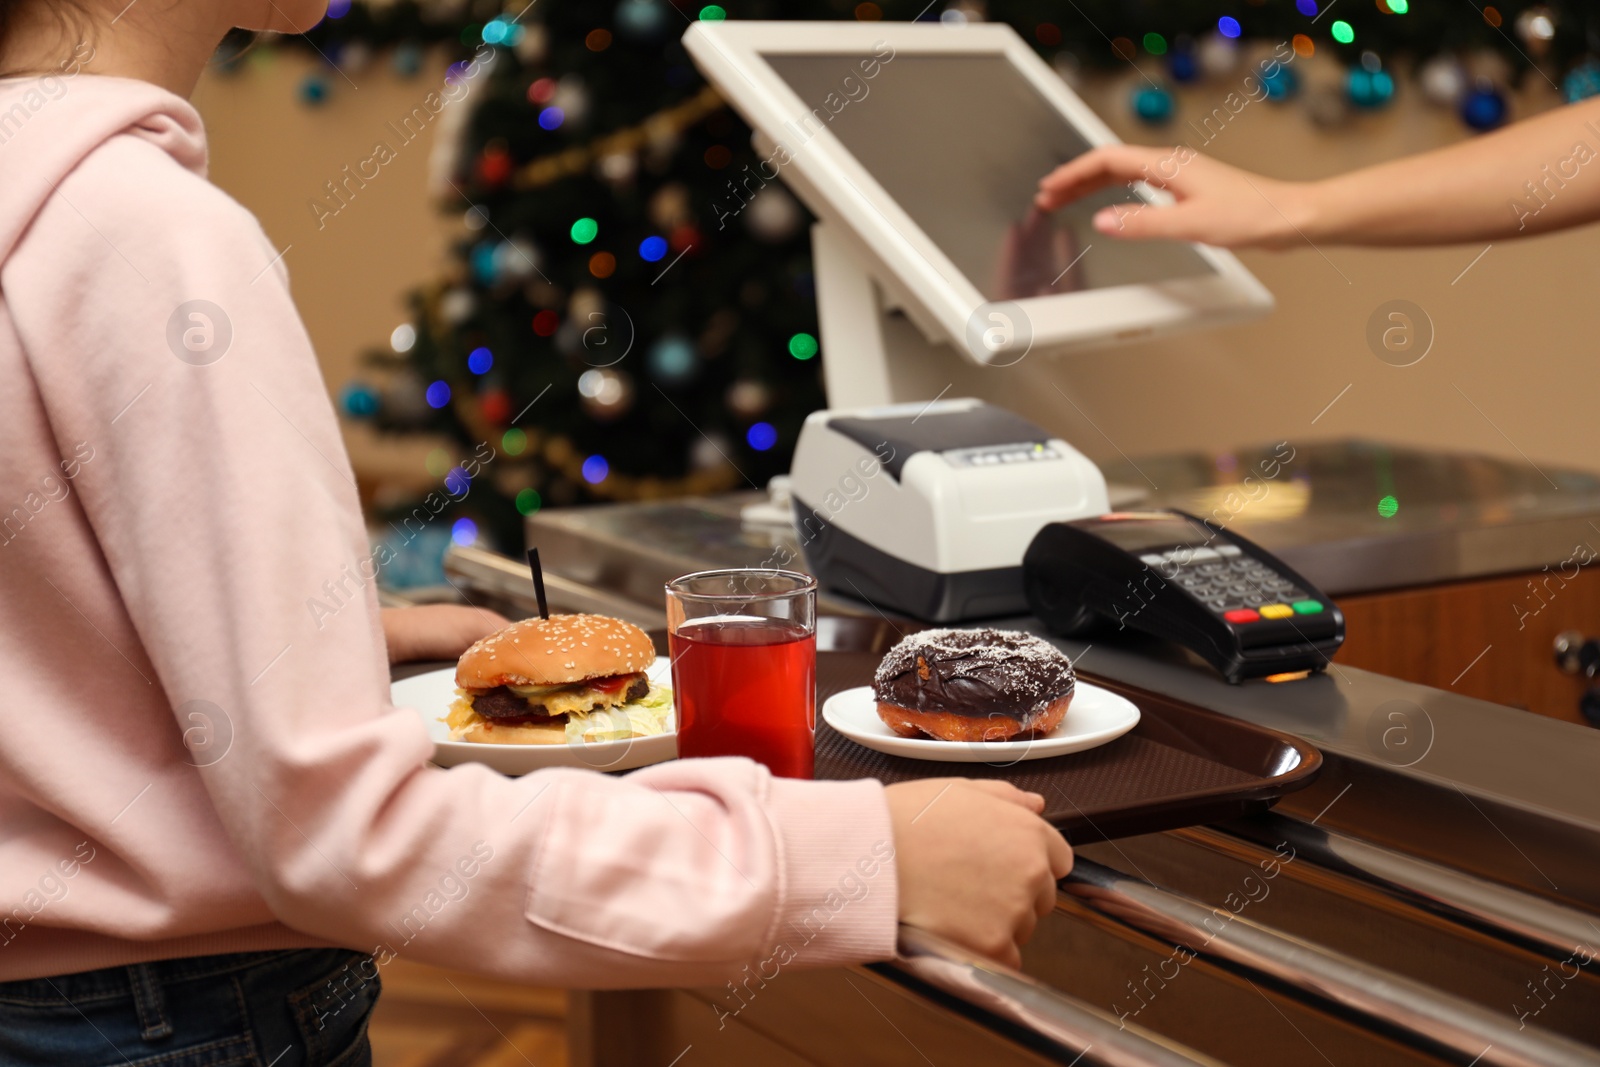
0 0 91 77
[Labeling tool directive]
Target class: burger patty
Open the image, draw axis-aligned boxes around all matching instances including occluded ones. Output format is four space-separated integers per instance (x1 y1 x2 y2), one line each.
472 673 650 724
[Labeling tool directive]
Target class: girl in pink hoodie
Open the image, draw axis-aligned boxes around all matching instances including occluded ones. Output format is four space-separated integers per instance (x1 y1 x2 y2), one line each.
0 2 1071 1064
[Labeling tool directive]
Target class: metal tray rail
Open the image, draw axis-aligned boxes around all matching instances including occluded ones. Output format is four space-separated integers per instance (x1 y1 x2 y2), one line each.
1062 858 1600 1067
883 925 1230 1067
1179 813 1600 964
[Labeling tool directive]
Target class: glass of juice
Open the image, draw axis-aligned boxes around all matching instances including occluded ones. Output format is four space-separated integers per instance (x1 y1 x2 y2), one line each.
665 569 818 779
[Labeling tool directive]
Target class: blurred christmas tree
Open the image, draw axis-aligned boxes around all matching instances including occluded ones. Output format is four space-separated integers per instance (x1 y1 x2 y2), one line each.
348 0 859 557
324 0 1598 559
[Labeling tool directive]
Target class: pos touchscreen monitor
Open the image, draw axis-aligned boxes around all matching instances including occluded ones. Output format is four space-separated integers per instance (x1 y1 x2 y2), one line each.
683 21 1272 371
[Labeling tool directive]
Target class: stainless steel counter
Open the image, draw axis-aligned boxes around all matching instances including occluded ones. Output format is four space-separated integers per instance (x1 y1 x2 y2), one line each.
519 439 1600 601
1097 440 1600 596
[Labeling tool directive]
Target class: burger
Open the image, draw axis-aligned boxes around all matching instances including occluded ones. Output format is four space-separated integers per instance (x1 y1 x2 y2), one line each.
445 614 673 745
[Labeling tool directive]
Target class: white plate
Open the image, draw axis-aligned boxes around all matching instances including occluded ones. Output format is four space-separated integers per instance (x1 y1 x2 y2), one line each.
822 682 1140 764
392 657 676 775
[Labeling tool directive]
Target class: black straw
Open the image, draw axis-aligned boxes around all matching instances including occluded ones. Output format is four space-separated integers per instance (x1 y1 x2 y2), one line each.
527 548 549 620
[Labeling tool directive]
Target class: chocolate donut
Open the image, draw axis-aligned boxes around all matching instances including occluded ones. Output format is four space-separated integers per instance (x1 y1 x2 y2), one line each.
872 628 1076 742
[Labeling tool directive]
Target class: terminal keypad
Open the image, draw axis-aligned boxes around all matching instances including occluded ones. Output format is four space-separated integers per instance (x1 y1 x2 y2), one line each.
1140 543 1323 624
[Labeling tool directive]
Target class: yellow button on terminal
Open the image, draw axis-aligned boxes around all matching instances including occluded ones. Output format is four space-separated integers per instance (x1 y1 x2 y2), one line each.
1258 604 1294 619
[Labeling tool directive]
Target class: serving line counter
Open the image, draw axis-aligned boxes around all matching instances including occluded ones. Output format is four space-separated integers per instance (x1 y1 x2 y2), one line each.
430 440 1600 1066
476 440 1600 725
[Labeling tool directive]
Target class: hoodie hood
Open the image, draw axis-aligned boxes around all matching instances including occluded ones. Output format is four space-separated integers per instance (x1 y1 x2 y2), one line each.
0 73 205 264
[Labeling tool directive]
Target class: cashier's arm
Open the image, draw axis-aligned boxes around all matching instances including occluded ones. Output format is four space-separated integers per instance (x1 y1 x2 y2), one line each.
1034 96 1600 248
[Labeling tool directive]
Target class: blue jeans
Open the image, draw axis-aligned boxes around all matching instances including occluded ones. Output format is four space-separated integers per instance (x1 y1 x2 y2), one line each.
0 949 379 1067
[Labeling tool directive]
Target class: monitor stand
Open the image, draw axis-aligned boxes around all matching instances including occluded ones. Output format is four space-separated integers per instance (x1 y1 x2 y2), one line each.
811 220 1000 407
808 221 1148 509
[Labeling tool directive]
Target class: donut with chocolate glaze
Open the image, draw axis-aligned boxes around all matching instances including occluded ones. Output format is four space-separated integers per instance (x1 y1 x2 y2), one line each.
872 628 1076 742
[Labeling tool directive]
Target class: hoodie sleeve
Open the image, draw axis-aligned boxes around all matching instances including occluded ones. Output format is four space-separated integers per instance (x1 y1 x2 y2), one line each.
3 130 897 986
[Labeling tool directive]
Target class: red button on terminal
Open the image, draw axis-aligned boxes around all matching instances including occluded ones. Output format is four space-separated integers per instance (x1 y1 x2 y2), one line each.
1224 609 1261 624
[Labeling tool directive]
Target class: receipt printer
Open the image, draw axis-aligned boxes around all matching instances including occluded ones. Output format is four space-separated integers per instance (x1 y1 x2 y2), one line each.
789 399 1109 622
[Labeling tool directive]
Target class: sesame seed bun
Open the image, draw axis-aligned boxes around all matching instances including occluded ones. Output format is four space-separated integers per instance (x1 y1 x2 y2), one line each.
454 614 656 689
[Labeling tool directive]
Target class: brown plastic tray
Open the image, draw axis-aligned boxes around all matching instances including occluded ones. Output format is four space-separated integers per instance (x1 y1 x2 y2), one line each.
813 646 1323 843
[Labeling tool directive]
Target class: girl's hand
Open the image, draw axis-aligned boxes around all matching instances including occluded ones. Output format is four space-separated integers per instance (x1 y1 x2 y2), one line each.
886 778 1073 968
380 604 510 664
1035 145 1314 250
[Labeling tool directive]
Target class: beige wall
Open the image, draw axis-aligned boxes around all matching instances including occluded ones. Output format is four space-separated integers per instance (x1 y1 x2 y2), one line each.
1041 54 1600 475
192 48 1600 483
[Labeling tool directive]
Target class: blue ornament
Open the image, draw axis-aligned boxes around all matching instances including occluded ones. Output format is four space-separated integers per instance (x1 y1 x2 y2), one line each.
1460 83 1507 131
616 0 669 39
1261 65 1299 101
1167 48 1199 84
1346 68 1395 109
1132 85 1175 125
470 241 499 286
392 42 423 78
746 422 778 452
1564 60 1600 104
297 73 330 106
648 334 697 384
339 382 380 419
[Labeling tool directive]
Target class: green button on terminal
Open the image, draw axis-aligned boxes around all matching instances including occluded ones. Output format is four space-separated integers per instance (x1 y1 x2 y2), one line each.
1292 600 1324 614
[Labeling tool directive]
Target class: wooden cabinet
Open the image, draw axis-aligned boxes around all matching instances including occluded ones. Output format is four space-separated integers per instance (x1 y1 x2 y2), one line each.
1334 566 1600 726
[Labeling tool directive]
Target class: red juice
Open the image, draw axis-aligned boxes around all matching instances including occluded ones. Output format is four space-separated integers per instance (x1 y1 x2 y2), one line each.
669 618 816 779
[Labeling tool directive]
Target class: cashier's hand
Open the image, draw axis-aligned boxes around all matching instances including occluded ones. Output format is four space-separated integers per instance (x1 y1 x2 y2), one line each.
1034 145 1308 250
380 604 510 664
887 779 1073 968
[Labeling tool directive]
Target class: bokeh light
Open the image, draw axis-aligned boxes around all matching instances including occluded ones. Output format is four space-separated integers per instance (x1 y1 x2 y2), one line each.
451 517 478 546
390 323 416 352
1378 495 1399 518
502 428 528 456
467 347 493 374
1217 16 1241 38
639 235 668 261
570 217 599 244
788 332 819 360
538 107 565 131
528 77 557 104
425 380 451 408
1331 19 1355 43
582 455 610 484
1143 32 1167 55
747 422 778 451
516 488 542 515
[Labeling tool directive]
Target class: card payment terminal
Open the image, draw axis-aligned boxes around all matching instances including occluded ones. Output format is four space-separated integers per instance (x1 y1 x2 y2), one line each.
1023 510 1345 683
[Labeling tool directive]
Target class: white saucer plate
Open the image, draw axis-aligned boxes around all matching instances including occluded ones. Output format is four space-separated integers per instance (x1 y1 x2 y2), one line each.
822 681 1140 763
392 656 676 776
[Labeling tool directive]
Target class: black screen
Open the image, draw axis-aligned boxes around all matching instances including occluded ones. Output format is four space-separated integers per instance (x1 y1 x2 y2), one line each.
1088 514 1217 554
763 52 1215 299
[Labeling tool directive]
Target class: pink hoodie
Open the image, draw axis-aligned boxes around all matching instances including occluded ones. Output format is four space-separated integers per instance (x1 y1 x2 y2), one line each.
0 74 896 985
